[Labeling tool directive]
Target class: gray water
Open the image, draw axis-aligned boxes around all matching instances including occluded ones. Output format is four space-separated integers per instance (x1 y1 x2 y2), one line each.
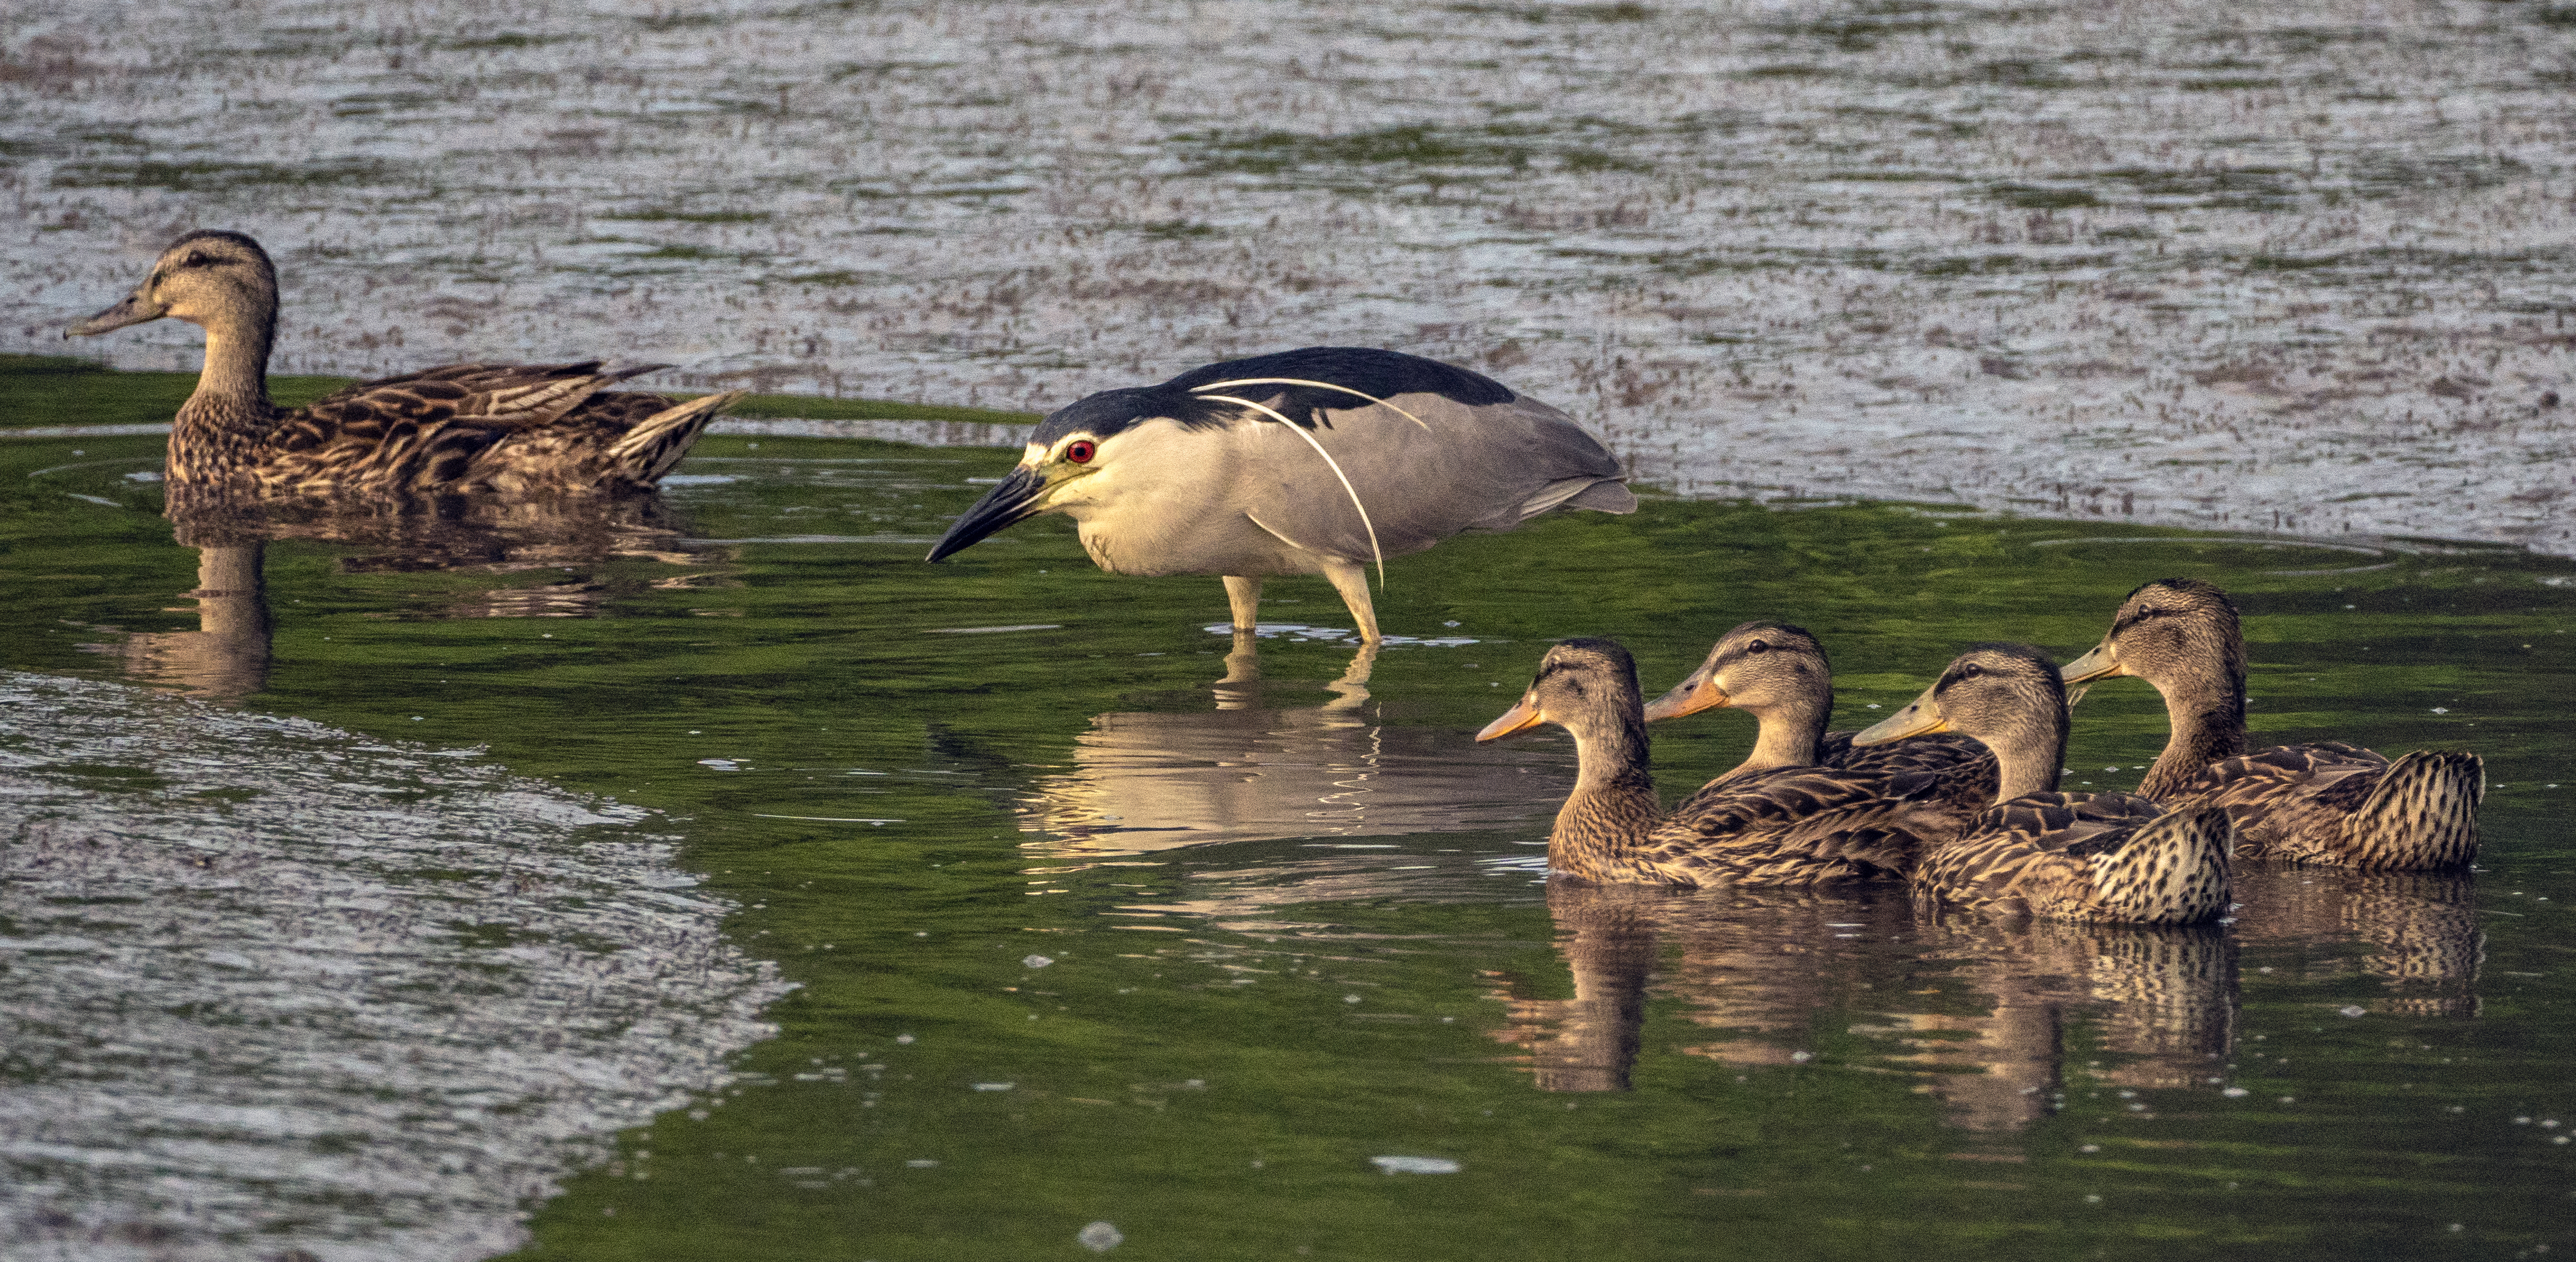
5 0 2573 551
0 672 788 1260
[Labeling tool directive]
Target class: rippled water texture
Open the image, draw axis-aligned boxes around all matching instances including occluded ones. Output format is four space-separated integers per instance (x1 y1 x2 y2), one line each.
0 672 786 1260
4 420 2573 1258
6 0 2574 549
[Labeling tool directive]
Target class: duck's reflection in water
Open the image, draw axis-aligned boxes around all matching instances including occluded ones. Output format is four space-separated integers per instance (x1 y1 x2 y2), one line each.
1484 882 1664 1092
1017 635 1569 856
1891 913 2236 1131
1485 880 2239 1130
2232 865 2481 1018
1486 866 2483 1125
98 497 724 699
109 538 274 699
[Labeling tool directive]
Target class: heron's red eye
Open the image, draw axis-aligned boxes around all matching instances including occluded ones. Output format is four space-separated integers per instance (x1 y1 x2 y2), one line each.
1065 439 1096 464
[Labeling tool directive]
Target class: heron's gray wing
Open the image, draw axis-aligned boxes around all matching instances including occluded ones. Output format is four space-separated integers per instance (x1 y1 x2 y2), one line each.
1226 390 1633 563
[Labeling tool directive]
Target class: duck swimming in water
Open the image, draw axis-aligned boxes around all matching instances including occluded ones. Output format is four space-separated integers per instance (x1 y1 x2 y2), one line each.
1852 644 2232 925
68 230 740 500
1477 638 1988 886
2060 578 2480 869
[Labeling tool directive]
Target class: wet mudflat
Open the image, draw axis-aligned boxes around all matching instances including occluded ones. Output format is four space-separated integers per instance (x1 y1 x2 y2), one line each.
3 420 2573 1259
6 0 2575 550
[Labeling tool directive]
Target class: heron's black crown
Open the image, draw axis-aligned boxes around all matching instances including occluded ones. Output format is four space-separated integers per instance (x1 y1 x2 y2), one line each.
1031 346 1518 445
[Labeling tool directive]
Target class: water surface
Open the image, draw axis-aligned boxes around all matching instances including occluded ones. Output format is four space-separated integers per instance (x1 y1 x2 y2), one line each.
4 0 2573 550
3 423 2573 1258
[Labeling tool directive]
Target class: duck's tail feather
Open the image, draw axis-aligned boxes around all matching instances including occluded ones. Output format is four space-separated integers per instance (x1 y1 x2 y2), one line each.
2349 751 2483 869
608 389 743 484
2088 805 2232 925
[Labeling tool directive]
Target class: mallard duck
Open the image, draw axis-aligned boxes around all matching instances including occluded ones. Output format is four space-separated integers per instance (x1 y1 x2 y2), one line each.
67 230 742 499
1476 638 1987 886
1852 644 2232 925
2060 578 2481 869
1643 619 1999 792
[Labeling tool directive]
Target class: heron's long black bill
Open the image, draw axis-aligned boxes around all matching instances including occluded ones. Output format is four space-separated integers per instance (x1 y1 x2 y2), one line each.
926 466 1048 562
67 292 165 338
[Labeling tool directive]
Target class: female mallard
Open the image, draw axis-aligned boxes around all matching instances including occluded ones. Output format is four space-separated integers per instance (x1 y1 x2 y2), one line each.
1476 638 1987 886
1642 619 1998 793
67 230 742 499
1852 644 2232 925
2060 578 2480 869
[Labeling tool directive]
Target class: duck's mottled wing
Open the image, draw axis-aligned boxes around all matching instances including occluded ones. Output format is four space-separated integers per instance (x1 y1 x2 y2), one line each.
1916 791 2161 908
268 361 677 494
1645 765 1976 885
2169 741 2387 859
1823 730 1999 801
1986 792 2167 856
558 389 680 432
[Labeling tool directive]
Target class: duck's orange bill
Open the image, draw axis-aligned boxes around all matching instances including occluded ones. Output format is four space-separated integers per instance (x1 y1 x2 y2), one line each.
2059 642 2128 685
1642 669 1728 722
1476 696 1545 741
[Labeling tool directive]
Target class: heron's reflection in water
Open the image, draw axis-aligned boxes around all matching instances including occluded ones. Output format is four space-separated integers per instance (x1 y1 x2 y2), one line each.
1489 867 2482 1128
1017 633 1569 856
98 496 721 700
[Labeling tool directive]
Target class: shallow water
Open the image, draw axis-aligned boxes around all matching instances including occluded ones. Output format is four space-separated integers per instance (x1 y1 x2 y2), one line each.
0 672 785 1259
4 423 2574 1259
5 0 2574 552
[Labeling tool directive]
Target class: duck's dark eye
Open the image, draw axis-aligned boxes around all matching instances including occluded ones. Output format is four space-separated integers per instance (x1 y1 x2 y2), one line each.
1960 663 1983 679
182 251 212 268
1746 640 1768 655
1064 439 1096 464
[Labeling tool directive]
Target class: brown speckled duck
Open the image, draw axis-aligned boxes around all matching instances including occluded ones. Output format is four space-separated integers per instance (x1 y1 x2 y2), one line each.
1643 619 1999 794
1853 644 2232 925
2060 578 2481 869
1476 638 1987 886
68 230 742 499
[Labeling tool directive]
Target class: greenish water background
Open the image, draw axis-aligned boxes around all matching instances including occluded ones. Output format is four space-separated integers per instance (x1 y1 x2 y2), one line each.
4 361 2573 1259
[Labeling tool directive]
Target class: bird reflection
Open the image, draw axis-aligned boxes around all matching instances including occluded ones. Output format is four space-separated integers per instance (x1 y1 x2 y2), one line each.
1482 881 1667 1092
99 495 717 699
1016 636 1566 855
1485 881 2243 1130
1893 913 2235 1131
109 538 274 699
2231 865 2481 1017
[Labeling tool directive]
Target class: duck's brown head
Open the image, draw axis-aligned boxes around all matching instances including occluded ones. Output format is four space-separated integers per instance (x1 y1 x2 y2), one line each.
1477 637 1642 743
69 230 277 338
2061 577 2244 698
1854 643 2067 799
1641 620 1828 723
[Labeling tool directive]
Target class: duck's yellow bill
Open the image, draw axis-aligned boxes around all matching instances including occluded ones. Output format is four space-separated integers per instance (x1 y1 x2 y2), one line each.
1642 668 1729 723
1476 696 1545 741
1851 686 1948 745
2059 642 2127 684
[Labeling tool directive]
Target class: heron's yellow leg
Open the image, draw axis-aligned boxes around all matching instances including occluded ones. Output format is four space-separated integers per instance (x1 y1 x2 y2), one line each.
1319 559 1383 644
1222 575 1263 633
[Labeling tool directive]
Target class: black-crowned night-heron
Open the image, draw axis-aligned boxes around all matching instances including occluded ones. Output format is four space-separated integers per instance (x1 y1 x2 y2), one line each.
925 347 1637 641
